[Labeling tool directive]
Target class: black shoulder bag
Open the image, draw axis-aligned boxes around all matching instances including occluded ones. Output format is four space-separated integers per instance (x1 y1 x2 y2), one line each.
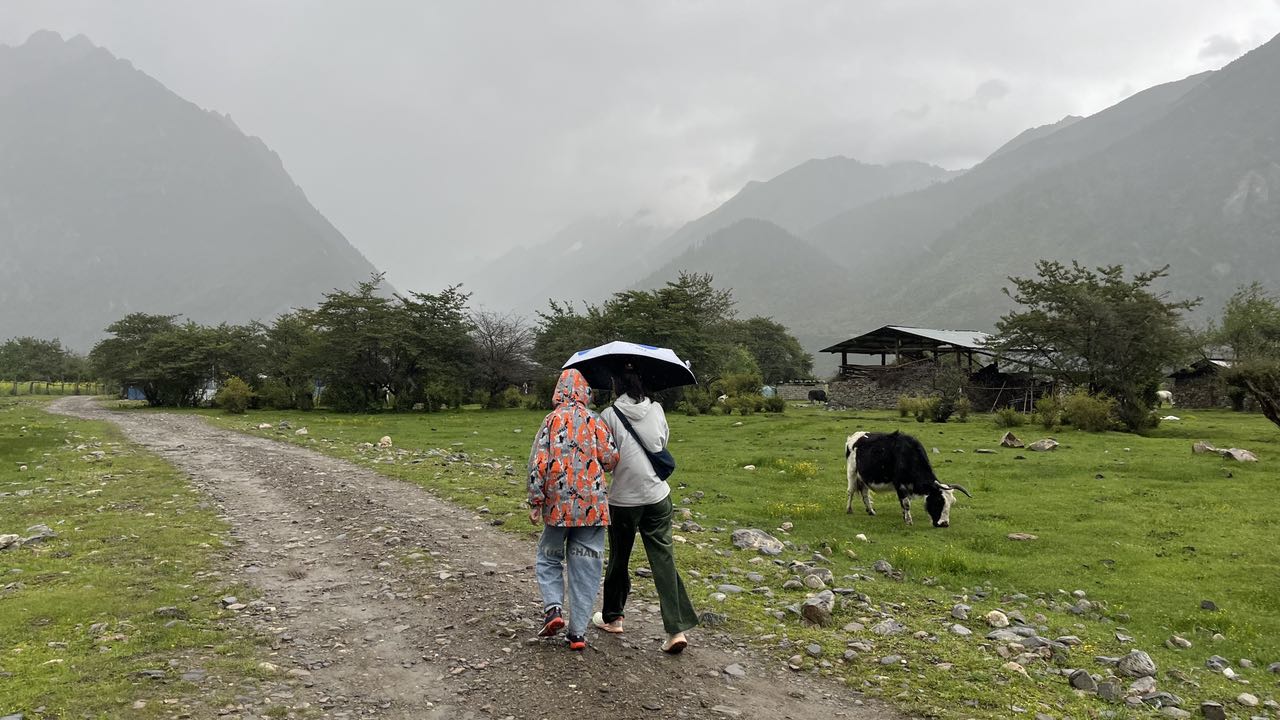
611 406 676 480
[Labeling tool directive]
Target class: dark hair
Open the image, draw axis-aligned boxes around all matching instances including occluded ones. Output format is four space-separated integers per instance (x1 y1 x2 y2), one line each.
614 370 647 402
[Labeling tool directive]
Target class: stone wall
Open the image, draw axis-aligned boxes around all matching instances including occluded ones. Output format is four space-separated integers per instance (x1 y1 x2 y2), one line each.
828 363 939 410
1170 374 1229 409
777 382 825 401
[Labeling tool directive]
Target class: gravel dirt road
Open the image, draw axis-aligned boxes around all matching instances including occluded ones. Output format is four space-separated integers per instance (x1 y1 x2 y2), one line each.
52 396 902 720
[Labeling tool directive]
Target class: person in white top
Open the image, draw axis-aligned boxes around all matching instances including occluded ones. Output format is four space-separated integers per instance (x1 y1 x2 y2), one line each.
592 367 698 653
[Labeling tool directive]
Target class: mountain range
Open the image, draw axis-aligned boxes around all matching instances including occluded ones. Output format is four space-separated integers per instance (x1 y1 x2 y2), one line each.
6 29 1280 374
0 31 381 351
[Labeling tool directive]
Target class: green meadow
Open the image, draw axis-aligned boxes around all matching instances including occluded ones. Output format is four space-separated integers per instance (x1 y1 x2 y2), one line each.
198 402 1280 718
0 397 259 718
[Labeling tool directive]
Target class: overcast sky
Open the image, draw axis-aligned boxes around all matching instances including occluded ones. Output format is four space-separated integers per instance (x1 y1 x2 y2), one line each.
4 1 1280 293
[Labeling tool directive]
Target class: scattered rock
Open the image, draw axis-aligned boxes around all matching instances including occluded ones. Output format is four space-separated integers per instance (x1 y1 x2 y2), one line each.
1219 448 1258 462
855 533 869 543
950 624 972 636
800 591 835 626
1267 661 1280 673
805 643 823 658
294 427 309 436
377 435 393 448
802 574 826 590
1167 635 1192 649
1129 676 1157 694
1006 532 1038 541
879 655 902 666
1206 655 1230 671
951 603 970 620
1157 708 1190 719
1002 661 1028 677
872 559 893 575
1200 701 1226 720
1028 438 1059 452
1000 432 1024 448
723 663 746 678
870 619 907 636
1117 650 1157 678
1236 693 1258 707
985 610 1010 628
1192 441 1217 454
974 448 996 454
742 464 755 471
0 534 21 550
730 528 784 556
1096 681 1121 701
1069 668 1097 691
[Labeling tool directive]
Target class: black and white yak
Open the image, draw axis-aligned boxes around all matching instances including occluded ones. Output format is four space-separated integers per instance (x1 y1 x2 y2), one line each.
845 431 971 527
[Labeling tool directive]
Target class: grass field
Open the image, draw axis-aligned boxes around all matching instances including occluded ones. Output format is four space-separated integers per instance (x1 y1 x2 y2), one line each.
197 403 1279 717
0 397 260 717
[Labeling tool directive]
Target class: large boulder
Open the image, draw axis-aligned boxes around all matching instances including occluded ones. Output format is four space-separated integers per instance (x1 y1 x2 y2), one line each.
1117 650 1157 678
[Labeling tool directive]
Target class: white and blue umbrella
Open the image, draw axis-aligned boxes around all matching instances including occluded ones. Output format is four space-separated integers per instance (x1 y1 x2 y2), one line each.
562 340 697 391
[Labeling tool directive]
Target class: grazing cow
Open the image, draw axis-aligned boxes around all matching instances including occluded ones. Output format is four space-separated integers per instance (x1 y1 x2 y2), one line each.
1155 390 1174 408
845 431 971 527
808 389 828 403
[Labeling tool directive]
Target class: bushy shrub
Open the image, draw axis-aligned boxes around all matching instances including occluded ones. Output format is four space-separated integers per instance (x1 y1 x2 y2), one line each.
215 376 253 414
994 407 1026 428
897 395 914 418
677 400 701 416
681 386 718 415
913 397 934 423
722 372 763 397
929 397 955 423
500 386 523 408
763 396 786 413
954 397 971 422
1034 395 1062 430
729 394 764 415
1062 390 1115 432
523 394 546 411
257 378 295 410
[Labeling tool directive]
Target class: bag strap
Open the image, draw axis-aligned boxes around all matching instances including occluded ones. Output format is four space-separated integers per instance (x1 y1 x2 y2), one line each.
611 405 662 472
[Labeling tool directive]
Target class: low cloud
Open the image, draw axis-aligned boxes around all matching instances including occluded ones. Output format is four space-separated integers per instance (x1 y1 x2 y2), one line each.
1199 34 1245 60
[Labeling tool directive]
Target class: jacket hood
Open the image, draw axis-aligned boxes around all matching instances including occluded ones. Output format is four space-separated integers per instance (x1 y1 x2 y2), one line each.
552 368 593 408
613 393 652 421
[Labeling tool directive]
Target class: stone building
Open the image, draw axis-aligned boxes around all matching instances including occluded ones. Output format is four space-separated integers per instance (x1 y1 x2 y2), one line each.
821 325 1049 411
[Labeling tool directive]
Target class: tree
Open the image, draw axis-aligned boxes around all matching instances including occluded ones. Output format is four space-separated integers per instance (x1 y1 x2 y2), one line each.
729 317 814 383
470 311 534 408
990 261 1198 431
90 313 180 403
1215 282 1280 428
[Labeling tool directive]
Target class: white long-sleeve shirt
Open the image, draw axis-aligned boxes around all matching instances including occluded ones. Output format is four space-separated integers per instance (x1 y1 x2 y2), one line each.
600 394 671 507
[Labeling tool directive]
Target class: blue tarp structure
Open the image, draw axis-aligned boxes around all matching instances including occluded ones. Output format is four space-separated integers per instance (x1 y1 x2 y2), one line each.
125 385 145 401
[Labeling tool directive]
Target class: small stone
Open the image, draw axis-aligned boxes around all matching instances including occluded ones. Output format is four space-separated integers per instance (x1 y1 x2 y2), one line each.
950 624 972 636
1028 438 1059 452
1006 532 1039 541
1267 661 1280 673
951 603 970 620
879 655 902 666
975 448 996 454
1002 661 1028 676
1097 681 1121 701
723 663 746 678
872 559 893 575
801 591 835 626
802 574 826 590
1167 635 1192 649
1236 693 1258 707
1129 676 1157 694
742 464 755 470
1000 432 1024 448
1069 669 1097 691
786 655 804 670
1200 599 1218 611
782 579 803 590
1200 701 1226 720
1117 650 1157 678
855 533 869 543
986 610 1010 628
731 528 784 556
805 643 823 658
709 705 741 718
1158 708 1190 719
1237 658 1253 668
871 619 907 636
1206 655 1230 671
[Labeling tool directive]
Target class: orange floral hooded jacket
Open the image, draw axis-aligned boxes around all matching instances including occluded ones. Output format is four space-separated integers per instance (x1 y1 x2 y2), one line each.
527 369 619 526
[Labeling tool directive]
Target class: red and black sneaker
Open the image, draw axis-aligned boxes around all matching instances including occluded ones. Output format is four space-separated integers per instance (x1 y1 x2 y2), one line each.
567 633 587 651
538 606 565 637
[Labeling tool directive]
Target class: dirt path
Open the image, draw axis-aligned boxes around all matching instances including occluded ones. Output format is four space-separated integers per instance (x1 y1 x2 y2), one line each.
51 397 903 720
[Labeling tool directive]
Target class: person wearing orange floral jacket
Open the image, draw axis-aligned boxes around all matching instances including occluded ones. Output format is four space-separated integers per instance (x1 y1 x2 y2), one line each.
527 368 619 650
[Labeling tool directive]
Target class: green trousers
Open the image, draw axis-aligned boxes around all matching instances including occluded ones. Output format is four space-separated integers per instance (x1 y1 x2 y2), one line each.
602 496 699 635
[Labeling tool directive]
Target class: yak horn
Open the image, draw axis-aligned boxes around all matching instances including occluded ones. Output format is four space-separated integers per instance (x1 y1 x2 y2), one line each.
941 483 972 498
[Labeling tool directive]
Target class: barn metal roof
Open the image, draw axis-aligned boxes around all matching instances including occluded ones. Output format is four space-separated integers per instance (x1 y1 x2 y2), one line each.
820 325 994 354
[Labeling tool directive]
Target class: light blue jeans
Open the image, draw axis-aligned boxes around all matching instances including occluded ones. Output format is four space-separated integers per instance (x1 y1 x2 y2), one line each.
536 525 606 636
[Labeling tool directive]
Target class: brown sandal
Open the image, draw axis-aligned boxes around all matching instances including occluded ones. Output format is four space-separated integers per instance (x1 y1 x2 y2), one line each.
661 634 688 654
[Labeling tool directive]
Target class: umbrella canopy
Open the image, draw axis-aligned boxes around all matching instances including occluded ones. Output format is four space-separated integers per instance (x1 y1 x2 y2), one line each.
562 341 697 392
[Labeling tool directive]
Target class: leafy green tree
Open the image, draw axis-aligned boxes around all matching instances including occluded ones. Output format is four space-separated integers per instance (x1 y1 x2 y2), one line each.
991 261 1198 431
90 313 180 403
729 317 813 383
261 311 322 409
395 286 474 411
1215 282 1280 428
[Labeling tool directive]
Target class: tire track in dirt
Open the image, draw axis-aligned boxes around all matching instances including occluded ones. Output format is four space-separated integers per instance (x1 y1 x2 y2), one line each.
52 396 903 720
